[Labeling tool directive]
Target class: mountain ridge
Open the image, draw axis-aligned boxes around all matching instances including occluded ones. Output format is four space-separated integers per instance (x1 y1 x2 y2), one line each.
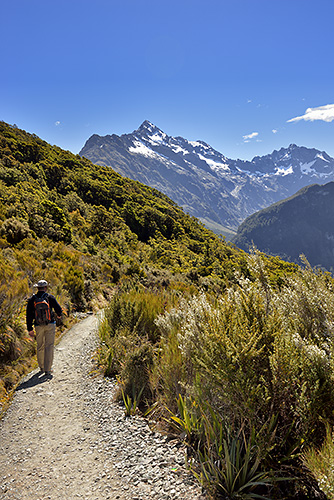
232 181 334 270
80 121 334 235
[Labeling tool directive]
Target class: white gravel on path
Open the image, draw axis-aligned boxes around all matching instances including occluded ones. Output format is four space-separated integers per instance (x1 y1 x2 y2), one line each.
0 315 205 500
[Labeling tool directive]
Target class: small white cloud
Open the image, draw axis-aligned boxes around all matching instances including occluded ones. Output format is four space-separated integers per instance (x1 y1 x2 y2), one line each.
243 132 259 141
287 104 334 123
55 121 61 126
272 129 278 134
247 99 252 103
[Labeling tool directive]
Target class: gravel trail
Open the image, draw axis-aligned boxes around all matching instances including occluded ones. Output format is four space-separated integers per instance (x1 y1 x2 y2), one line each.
0 315 205 500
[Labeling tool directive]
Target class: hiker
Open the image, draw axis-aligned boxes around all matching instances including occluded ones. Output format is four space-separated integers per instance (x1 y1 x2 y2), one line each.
26 280 62 377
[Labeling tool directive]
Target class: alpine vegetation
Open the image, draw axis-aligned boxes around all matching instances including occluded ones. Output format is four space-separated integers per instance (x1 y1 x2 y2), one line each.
100 251 334 499
1 121 334 498
0 119 248 406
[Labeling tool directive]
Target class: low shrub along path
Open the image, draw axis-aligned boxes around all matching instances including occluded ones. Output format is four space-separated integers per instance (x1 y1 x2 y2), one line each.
0 315 204 500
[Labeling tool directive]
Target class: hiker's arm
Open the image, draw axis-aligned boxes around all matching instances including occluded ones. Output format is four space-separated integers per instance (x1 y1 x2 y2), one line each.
26 297 35 334
49 296 63 318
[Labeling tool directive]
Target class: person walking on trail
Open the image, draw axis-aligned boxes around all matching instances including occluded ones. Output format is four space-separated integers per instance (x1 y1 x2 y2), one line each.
26 280 62 378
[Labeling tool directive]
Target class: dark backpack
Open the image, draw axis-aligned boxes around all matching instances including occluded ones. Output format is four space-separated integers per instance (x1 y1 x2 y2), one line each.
34 293 52 325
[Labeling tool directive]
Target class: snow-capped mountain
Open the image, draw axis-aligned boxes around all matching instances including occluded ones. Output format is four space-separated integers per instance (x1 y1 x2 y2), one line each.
79 121 334 234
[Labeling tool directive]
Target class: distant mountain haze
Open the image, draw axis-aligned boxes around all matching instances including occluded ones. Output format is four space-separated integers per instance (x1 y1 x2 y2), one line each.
233 182 334 271
79 121 334 238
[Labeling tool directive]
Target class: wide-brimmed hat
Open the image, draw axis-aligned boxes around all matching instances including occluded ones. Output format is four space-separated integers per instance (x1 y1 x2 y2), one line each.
36 280 48 288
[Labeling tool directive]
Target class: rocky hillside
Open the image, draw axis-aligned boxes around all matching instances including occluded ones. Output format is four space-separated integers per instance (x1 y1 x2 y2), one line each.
233 181 334 271
80 121 334 235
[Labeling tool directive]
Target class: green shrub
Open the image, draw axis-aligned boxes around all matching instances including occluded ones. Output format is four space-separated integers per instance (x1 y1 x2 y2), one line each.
121 342 154 405
103 288 168 343
154 260 334 490
64 265 85 310
151 322 185 412
0 217 31 244
98 322 135 377
98 288 173 404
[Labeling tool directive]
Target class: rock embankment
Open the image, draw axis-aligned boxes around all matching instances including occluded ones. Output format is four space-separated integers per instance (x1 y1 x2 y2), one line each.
0 315 205 500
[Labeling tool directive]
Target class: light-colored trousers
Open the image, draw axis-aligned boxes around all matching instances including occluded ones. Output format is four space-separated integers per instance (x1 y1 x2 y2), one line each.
35 323 56 372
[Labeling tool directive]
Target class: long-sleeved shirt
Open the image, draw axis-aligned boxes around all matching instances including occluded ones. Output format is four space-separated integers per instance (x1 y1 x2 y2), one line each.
26 291 62 331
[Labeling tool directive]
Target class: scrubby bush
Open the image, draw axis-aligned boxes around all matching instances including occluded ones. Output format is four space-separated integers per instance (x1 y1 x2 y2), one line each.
121 342 154 405
98 287 175 406
102 288 169 343
152 255 334 497
64 265 85 310
0 217 31 244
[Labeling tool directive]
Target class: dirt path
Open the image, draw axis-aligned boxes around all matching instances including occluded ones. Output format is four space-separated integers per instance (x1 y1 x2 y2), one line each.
0 315 204 500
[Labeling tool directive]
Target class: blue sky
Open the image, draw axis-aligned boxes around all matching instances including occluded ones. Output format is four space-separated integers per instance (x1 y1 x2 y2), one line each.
1 0 334 160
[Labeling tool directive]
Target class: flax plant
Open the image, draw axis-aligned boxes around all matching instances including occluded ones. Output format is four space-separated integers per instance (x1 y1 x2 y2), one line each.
196 429 273 500
166 394 204 443
121 385 145 417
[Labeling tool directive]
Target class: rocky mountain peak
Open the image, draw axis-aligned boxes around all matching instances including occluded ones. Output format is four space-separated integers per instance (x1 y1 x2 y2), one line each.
133 120 168 147
136 120 163 136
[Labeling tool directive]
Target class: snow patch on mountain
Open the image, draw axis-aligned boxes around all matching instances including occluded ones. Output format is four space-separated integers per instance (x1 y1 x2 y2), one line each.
129 140 157 158
190 140 208 149
231 184 243 198
172 145 189 155
274 165 294 176
317 153 330 162
147 132 167 145
300 160 316 175
198 154 230 171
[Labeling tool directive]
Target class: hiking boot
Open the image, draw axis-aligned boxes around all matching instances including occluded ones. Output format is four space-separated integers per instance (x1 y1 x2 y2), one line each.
44 371 53 378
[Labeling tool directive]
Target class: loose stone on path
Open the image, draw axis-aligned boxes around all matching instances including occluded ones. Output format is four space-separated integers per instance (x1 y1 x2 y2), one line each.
0 315 205 500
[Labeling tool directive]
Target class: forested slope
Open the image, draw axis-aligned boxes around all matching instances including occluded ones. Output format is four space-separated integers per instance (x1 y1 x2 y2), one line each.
233 182 334 271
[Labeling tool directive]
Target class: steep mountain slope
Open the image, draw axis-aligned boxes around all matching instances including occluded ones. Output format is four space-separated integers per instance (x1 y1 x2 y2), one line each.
0 120 245 274
80 121 334 234
233 182 334 270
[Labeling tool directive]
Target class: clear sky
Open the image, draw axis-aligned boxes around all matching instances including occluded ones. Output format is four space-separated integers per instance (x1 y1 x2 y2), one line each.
1 0 334 161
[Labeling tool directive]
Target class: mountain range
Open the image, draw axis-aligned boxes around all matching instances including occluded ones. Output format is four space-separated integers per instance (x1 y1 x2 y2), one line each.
80 120 334 237
233 181 334 271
